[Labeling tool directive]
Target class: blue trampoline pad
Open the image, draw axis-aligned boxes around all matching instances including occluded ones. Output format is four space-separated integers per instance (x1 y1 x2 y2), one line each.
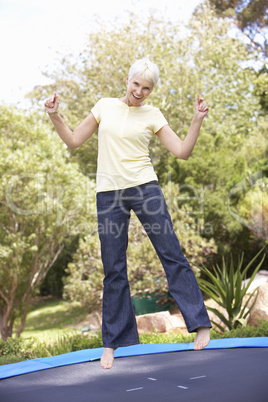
0 341 267 402
0 337 267 380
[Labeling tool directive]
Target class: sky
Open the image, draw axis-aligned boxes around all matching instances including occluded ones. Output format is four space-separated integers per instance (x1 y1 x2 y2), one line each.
0 0 202 108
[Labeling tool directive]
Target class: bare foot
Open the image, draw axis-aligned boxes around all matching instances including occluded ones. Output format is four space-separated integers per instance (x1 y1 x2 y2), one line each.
194 327 210 350
101 348 115 369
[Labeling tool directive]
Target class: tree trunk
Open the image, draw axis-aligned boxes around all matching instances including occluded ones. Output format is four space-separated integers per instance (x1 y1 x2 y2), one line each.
0 277 17 341
16 310 28 338
0 312 13 341
0 313 5 341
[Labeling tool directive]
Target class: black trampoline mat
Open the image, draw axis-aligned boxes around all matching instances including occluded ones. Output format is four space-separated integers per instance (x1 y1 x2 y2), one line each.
0 348 267 402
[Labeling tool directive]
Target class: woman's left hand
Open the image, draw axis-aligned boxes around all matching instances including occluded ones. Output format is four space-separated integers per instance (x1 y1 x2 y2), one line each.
194 94 209 119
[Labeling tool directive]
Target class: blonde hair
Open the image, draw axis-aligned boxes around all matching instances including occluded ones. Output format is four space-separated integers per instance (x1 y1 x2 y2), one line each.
128 58 160 86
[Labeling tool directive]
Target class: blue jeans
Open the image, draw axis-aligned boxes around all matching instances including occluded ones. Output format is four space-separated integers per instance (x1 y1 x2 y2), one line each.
97 181 211 348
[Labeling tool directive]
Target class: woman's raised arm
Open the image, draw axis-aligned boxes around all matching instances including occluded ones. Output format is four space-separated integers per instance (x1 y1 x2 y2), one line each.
44 92 99 149
156 94 209 160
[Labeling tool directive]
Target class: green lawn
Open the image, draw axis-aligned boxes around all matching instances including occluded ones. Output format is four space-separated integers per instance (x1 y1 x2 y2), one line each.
14 297 90 341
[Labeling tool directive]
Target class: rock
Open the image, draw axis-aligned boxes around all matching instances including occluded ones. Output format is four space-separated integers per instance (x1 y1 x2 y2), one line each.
248 283 268 327
136 311 187 334
169 314 186 330
136 311 172 333
243 270 268 294
74 311 102 332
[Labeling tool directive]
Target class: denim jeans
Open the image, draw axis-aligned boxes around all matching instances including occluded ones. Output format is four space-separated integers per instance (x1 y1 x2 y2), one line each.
97 181 211 348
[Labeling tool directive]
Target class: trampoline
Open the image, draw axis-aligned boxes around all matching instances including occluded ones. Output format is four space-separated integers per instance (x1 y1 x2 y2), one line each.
0 338 268 402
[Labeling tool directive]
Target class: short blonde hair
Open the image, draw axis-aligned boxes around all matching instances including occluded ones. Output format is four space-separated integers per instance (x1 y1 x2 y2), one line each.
128 58 160 87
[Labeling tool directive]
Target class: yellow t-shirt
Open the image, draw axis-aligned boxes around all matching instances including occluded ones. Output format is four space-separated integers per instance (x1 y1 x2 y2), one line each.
91 98 168 192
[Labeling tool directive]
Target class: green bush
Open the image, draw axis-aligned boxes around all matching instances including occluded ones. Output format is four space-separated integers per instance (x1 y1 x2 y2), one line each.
0 331 104 365
139 320 268 344
210 320 268 339
71 332 103 351
0 337 36 360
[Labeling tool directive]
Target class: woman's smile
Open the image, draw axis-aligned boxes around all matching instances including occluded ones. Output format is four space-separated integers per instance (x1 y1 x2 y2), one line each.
121 74 154 107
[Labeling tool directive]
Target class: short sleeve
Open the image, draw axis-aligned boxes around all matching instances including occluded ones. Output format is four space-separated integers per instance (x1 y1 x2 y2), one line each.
91 99 103 124
152 108 168 133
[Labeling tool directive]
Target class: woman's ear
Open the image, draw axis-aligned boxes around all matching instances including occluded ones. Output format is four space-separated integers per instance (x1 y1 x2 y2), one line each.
126 75 129 86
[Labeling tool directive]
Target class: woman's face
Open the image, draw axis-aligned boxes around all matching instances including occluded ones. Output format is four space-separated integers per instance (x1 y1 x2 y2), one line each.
125 75 154 106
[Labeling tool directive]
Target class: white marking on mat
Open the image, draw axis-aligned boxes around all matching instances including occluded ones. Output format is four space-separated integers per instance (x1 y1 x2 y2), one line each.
126 387 144 392
178 386 188 389
190 375 206 380
148 377 157 381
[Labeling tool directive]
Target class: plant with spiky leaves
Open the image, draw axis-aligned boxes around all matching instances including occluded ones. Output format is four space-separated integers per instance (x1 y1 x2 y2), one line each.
197 248 266 332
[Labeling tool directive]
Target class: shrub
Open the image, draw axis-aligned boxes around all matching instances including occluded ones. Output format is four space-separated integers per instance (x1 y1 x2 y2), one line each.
34 331 103 357
210 320 268 339
197 248 266 331
0 337 36 360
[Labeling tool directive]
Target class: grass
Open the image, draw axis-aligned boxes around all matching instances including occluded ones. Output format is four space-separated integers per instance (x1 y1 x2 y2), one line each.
14 297 90 341
0 355 26 365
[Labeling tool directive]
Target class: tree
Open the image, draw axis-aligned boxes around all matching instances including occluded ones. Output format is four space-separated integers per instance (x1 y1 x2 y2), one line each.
39 235 80 297
238 177 268 241
205 1 268 121
253 68 268 113
206 0 268 59
0 106 95 340
152 4 267 262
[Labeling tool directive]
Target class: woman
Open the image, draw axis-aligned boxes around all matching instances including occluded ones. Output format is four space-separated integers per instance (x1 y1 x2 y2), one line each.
45 58 211 370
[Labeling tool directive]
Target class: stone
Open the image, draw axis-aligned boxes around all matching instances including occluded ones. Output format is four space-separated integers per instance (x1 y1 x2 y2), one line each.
169 314 186 330
136 311 187 334
243 270 268 294
136 311 172 333
248 283 268 327
74 311 102 333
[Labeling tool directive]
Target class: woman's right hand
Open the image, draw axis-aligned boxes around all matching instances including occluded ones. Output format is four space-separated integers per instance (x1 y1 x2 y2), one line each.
44 92 59 113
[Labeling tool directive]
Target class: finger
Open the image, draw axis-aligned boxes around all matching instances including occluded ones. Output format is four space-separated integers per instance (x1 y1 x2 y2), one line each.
200 100 207 107
198 104 208 112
